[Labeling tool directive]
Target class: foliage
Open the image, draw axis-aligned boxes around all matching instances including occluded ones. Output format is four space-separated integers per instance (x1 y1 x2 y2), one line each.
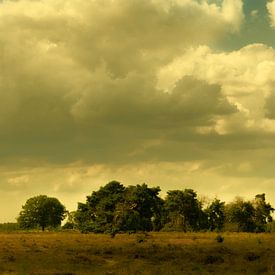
226 198 256 232
164 189 204 231
225 194 274 233
75 181 125 233
56 181 275 233
205 199 225 231
113 184 164 232
0 223 20 232
75 181 163 233
17 195 66 231
253 193 274 232
62 211 77 230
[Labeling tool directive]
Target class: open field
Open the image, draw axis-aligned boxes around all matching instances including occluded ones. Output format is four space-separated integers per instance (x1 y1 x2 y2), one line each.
0 232 275 274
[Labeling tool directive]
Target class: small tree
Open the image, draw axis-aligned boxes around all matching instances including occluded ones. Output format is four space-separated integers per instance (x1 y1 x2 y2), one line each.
205 199 225 231
253 194 274 232
225 197 256 232
75 181 125 233
113 184 163 232
17 195 66 231
164 189 203 231
62 211 77 230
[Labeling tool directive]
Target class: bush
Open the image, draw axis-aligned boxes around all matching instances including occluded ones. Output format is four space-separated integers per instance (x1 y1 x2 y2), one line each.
0 223 20 232
215 234 224 243
62 222 75 230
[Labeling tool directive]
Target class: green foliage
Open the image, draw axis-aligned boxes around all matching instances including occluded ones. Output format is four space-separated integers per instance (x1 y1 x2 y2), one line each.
205 199 225 231
253 194 274 232
225 194 274 232
226 198 256 232
164 189 204 231
114 184 164 232
17 195 66 231
74 181 275 233
0 223 20 232
75 181 163 233
62 222 75 230
62 211 77 230
75 181 125 233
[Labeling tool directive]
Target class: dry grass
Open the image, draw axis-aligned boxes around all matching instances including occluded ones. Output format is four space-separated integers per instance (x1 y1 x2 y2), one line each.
0 231 275 274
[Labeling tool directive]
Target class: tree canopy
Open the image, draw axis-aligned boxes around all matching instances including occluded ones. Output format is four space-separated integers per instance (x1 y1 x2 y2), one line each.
17 195 67 231
164 189 204 231
205 199 225 231
73 181 274 233
16 182 275 234
75 181 163 233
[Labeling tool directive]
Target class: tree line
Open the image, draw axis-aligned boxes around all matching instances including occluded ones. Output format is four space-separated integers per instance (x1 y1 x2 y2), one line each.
17 181 275 233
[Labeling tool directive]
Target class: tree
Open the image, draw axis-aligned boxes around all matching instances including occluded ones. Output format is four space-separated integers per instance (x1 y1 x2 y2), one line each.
17 195 66 231
253 194 274 232
75 181 163 233
113 184 164 232
62 211 77 230
205 199 225 231
225 197 256 232
75 181 125 233
164 189 203 231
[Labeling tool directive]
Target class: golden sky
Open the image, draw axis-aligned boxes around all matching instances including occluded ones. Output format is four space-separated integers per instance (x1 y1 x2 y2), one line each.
1 0 275 221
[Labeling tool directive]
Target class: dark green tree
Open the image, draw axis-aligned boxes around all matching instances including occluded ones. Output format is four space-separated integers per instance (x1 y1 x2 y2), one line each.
113 184 164 232
205 199 225 231
75 182 163 233
253 194 274 232
17 195 66 231
164 189 203 231
75 181 125 233
226 198 256 232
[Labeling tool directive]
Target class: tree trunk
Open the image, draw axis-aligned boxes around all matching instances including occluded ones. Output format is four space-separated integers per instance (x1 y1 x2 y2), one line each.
42 225 45 231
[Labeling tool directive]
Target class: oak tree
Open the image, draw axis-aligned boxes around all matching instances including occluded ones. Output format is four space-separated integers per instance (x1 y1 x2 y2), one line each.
18 195 66 231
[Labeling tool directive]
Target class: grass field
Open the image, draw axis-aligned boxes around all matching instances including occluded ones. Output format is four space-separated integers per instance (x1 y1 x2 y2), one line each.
0 231 275 274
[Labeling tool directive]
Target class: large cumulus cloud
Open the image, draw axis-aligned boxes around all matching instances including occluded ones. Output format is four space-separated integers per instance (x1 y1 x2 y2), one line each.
0 0 241 166
158 43 275 185
158 43 275 132
5 0 275 221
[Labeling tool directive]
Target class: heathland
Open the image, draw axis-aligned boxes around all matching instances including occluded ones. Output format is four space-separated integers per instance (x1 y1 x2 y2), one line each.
0 231 275 274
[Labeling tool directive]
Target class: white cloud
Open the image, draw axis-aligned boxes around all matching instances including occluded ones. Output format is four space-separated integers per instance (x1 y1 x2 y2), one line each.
158 44 275 134
220 0 243 31
267 0 275 28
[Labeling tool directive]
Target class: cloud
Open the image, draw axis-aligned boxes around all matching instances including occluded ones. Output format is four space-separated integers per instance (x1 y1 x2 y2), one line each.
220 0 243 31
0 0 244 77
267 0 275 28
158 43 275 134
265 84 275 119
156 43 275 183
4 0 275 221
0 0 240 166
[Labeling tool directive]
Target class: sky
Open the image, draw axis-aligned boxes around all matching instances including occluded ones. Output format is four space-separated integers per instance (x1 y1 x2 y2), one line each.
1 0 275 222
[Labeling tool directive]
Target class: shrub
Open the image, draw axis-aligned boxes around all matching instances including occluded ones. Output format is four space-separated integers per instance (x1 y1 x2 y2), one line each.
215 234 224 243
